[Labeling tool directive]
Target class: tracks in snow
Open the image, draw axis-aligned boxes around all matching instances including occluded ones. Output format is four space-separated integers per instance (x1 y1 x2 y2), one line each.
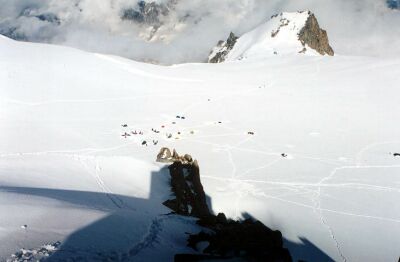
3 80 400 261
77 156 129 210
314 167 347 262
124 215 167 259
194 136 400 261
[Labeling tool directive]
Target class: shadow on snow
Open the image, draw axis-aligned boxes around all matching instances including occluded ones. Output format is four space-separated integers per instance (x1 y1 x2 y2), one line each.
1 167 332 261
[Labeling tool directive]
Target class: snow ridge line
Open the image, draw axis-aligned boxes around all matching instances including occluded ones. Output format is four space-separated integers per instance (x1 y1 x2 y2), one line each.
95 54 202 83
1 92 211 107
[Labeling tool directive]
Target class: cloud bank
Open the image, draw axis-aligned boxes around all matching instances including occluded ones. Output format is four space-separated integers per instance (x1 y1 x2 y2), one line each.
0 0 399 64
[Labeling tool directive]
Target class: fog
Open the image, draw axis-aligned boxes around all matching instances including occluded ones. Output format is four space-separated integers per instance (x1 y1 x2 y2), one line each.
0 0 399 64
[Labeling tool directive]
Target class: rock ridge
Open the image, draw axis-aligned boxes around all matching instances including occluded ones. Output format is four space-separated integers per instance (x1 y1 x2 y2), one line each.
157 148 293 262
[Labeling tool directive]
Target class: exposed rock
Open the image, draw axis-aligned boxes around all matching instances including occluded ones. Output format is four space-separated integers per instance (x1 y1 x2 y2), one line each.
121 0 179 24
19 7 61 25
156 147 194 164
208 11 334 62
160 148 293 261
298 11 334 56
162 150 210 218
172 149 179 159
184 154 193 162
0 26 26 41
187 216 292 261
156 147 172 162
8 241 61 261
208 32 238 63
121 1 170 26
271 17 290 38
35 13 61 25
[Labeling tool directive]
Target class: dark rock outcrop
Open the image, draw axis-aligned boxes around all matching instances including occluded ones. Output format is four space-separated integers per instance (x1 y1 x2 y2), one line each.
121 1 169 25
271 17 290 38
208 32 238 63
0 26 26 41
298 11 334 56
121 0 172 26
35 13 61 25
158 148 210 218
19 7 61 25
157 147 173 162
157 147 193 164
187 215 292 262
208 11 334 62
158 148 292 262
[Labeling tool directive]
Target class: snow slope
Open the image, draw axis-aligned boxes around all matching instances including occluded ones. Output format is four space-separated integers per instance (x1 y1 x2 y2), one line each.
225 11 318 61
1 34 400 261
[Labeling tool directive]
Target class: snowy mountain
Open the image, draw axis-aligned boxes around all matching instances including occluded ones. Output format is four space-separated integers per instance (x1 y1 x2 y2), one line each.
1 21 400 261
209 11 333 63
1 1 400 64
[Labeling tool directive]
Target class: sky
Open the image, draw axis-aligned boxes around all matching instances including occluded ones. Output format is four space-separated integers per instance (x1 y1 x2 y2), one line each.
0 0 399 64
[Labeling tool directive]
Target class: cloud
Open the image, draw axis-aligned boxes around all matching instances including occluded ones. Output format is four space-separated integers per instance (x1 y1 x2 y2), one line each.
0 0 399 64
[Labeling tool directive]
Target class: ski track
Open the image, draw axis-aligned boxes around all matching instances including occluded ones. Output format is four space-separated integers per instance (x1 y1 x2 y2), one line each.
314 166 348 261
43 215 193 261
256 191 400 223
3 30 400 262
354 141 400 166
124 215 166 259
2 82 400 261
0 142 138 158
77 155 125 209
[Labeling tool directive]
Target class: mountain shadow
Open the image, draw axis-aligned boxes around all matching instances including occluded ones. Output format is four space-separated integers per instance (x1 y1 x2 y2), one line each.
1 165 332 261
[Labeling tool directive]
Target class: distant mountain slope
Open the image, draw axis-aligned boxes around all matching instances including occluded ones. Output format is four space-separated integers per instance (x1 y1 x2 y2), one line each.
209 11 333 63
1 34 400 262
1 1 400 63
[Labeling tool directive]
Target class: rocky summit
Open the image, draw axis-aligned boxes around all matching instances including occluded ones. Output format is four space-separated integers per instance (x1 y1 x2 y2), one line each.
298 11 334 56
208 11 334 63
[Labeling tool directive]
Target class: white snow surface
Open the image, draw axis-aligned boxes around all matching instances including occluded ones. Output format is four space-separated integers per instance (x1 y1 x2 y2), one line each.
225 11 319 61
1 33 400 261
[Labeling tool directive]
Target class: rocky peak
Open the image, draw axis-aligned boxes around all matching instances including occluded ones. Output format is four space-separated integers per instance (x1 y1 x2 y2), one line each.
121 1 171 26
208 32 238 63
157 148 210 218
208 11 334 63
298 11 334 56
